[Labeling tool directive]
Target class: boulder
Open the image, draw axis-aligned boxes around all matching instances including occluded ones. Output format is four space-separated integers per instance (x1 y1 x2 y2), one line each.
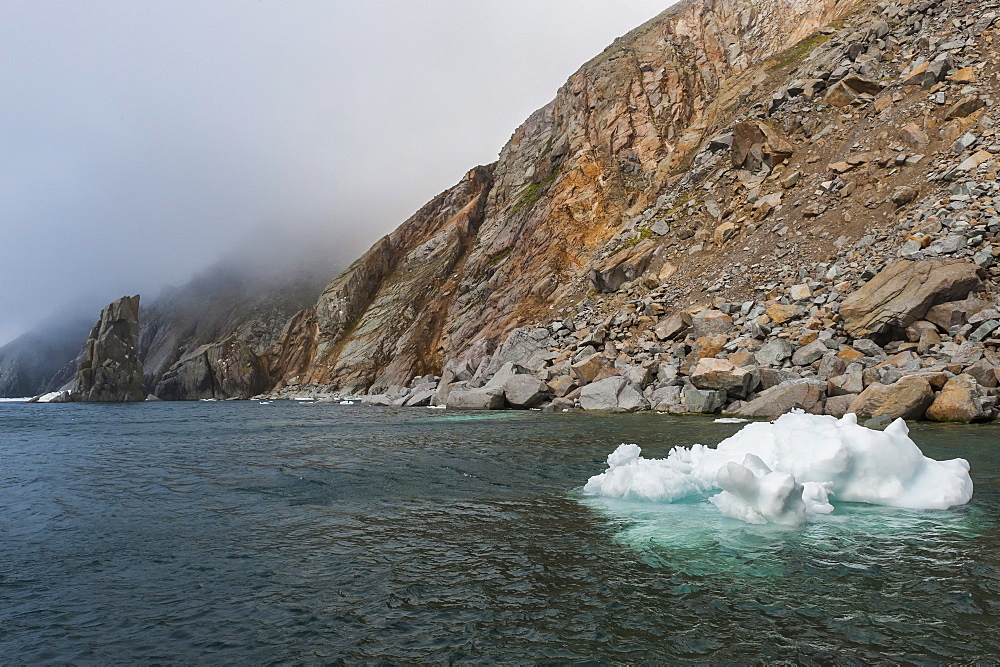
684 387 726 414
925 298 988 331
758 367 801 390
755 338 793 366
731 120 794 173
847 376 934 420
824 393 859 418
925 375 993 423
734 379 825 418
503 375 551 409
766 303 801 324
791 340 829 366
649 385 683 411
61 295 146 402
690 358 755 398
945 95 985 121
654 312 688 341
446 386 505 410
404 386 437 407
546 374 578 397
485 329 556 374
571 354 605 384
964 359 998 389
579 376 649 412
828 365 864 396
840 260 982 340
691 310 733 337
542 397 577 413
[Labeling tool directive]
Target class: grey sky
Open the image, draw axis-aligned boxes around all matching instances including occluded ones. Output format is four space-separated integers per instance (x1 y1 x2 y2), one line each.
0 0 669 345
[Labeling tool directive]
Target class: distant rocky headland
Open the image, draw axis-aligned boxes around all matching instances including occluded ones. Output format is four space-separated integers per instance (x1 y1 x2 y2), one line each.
11 0 1000 422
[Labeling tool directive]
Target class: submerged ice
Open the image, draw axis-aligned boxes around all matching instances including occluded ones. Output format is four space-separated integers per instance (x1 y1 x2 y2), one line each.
584 412 973 526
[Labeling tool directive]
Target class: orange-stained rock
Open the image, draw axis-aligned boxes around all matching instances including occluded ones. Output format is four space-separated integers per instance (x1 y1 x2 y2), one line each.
767 303 802 324
847 376 935 420
925 375 993 423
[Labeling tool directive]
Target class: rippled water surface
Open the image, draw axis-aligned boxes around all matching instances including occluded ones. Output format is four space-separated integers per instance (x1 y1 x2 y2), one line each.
1 402 998 662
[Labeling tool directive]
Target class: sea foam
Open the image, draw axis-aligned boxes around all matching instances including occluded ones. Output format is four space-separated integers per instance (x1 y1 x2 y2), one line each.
584 412 973 526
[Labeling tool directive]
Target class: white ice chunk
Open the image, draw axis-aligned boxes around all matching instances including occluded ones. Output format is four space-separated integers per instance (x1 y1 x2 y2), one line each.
584 412 974 525
710 454 808 526
583 443 714 502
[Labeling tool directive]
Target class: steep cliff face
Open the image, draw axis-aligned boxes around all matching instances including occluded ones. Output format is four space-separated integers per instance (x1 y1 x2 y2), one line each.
138 260 332 397
58 295 146 402
270 0 858 394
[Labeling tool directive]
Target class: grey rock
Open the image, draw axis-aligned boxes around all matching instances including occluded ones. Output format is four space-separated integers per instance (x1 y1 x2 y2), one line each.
734 379 826 418
970 320 1000 342
580 376 648 412
791 340 829 366
649 385 683 411
155 337 270 401
447 385 506 410
853 338 885 357
502 374 551 409
755 338 793 366
684 387 726 414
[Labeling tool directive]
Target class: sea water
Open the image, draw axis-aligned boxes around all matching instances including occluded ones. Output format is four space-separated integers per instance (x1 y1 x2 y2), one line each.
1 402 998 662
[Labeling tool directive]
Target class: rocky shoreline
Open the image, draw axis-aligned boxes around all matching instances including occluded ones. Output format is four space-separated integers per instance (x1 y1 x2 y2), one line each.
264 253 1000 423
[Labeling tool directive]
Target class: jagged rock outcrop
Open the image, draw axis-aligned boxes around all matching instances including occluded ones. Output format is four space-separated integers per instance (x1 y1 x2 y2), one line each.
154 337 271 401
57 296 146 402
268 0 857 395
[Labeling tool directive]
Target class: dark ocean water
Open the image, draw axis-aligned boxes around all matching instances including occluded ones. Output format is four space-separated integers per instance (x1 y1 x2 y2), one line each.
1 401 998 663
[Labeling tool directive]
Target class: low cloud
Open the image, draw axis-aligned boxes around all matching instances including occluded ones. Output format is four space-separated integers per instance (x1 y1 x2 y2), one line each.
0 0 669 343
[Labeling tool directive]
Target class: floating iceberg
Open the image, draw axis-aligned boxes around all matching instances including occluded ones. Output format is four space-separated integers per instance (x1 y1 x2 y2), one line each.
584 412 973 526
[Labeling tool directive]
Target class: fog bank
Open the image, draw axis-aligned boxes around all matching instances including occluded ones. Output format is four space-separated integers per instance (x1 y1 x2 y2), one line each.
0 0 669 344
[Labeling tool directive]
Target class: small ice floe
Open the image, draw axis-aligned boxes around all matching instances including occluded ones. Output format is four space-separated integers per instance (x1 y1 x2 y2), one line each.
200 398 217 402
293 397 315 402
584 411 973 526
259 401 272 405
714 417 750 424
338 400 354 405
427 405 446 409
35 391 64 403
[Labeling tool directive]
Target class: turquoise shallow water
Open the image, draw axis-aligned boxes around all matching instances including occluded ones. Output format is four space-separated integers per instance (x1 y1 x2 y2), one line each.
1 402 998 662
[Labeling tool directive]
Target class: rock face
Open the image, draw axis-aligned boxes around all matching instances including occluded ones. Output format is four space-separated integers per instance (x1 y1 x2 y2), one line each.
139 259 330 398
840 260 982 340
266 0 857 395
60 296 146 402
154 337 272 401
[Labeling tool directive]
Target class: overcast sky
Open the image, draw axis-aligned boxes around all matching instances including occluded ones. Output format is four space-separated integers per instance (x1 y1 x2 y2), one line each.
0 0 669 345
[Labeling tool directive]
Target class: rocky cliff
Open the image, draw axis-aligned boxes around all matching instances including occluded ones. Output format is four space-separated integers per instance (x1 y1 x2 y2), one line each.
56 295 146 402
138 260 331 398
269 0 858 395
264 0 1000 423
